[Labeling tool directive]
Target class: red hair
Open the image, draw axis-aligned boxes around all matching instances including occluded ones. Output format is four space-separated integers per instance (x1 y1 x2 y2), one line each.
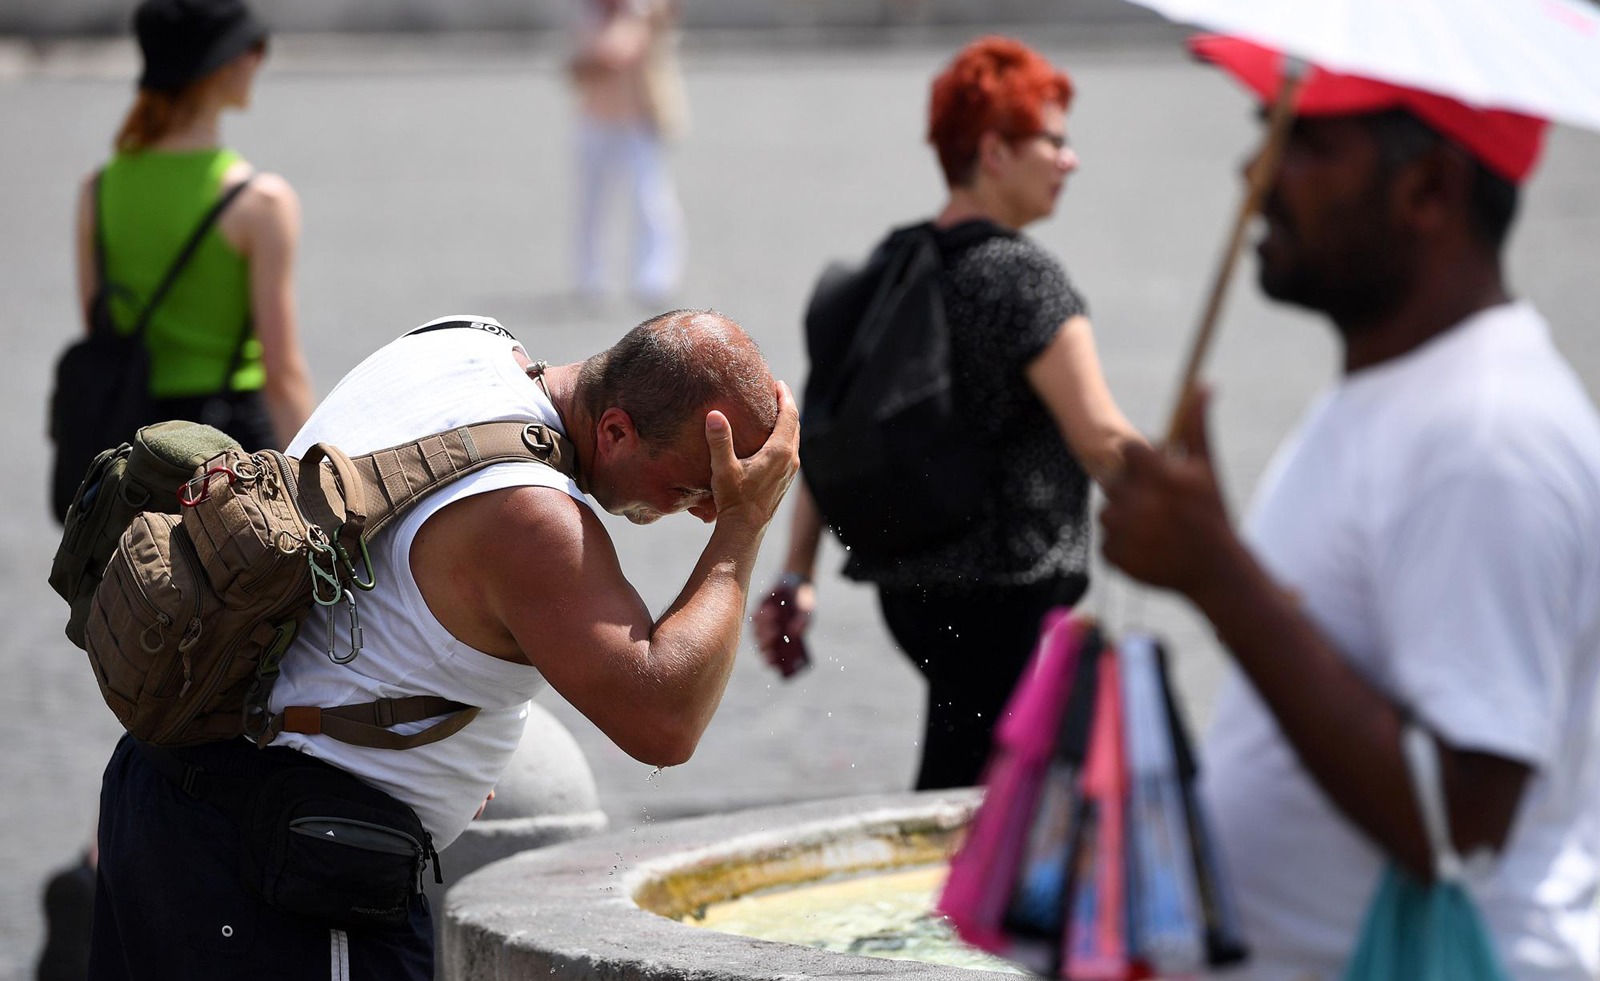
927 36 1074 187
114 38 266 154
114 83 209 153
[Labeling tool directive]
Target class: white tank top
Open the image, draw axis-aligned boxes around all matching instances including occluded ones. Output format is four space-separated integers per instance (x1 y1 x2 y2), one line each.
271 316 589 848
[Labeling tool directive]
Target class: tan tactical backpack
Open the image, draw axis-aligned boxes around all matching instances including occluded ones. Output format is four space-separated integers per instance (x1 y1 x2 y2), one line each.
51 417 575 749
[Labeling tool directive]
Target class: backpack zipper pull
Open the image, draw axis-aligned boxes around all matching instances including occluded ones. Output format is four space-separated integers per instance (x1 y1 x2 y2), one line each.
139 613 172 654
177 618 202 697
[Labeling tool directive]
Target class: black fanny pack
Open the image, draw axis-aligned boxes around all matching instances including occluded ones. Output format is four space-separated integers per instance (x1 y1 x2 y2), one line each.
136 739 441 931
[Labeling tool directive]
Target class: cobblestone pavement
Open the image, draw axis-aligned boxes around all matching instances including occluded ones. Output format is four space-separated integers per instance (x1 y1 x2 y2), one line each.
2 27 1598 978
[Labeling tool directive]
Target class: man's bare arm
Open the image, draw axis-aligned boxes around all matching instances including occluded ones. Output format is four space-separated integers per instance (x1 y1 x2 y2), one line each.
219 168 314 447
477 385 800 766
72 174 96 332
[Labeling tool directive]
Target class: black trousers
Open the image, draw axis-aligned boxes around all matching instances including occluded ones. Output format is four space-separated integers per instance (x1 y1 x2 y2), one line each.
89 735 433 981
878 575 1086 791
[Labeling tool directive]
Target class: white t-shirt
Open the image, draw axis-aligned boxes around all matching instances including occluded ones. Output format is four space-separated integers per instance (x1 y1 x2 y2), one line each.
271 316 591 849
1200 302 1600 981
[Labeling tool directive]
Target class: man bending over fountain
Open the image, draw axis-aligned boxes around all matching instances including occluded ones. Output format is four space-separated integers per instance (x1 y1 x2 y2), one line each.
88 310 798 980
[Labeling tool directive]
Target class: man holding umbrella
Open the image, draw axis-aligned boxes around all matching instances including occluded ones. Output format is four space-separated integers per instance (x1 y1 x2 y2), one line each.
1100 35 1600 981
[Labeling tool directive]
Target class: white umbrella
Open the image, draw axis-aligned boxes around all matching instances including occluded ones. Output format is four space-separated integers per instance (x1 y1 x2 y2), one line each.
1125 0 1600 438
1125 0 1600 130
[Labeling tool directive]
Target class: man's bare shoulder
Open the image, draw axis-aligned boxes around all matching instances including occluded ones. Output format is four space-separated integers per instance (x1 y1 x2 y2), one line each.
411 484 618 660
422 483 599 572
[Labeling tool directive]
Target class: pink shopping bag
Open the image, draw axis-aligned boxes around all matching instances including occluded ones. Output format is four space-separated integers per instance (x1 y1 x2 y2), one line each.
936 609 1088 956
1064 647 1136 980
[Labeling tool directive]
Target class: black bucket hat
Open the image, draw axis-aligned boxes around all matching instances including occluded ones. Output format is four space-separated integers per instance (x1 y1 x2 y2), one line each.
134 0 269 93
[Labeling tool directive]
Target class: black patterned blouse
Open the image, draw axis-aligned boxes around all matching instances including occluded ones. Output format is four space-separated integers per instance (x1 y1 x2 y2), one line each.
843 219 1091 593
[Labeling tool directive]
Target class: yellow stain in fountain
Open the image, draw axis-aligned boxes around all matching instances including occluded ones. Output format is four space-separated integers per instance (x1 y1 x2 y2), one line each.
687 864 1023 973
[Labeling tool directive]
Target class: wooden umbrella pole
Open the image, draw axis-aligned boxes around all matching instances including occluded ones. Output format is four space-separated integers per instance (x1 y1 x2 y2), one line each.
1163 60 1307 445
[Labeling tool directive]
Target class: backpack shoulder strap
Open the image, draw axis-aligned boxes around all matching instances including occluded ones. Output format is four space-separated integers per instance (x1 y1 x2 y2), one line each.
318 324 581 541
129 175 255 340
327 419 576 546
269 422 570 752
90 171 109 329
817 225 942 414
846 224 941 360
270 696 479 751
214 313 253 394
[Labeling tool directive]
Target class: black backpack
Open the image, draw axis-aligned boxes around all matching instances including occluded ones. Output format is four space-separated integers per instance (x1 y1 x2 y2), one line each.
48 175 254 522
798 221 1004 559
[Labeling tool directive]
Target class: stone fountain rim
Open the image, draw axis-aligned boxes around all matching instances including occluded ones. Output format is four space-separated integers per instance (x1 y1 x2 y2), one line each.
444 787 1020 981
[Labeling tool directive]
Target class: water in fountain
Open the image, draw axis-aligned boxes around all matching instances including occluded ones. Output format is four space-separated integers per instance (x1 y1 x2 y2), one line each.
684 863 1024 973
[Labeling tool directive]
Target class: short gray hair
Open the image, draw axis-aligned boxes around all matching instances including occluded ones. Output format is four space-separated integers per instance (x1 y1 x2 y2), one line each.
577 309 776 449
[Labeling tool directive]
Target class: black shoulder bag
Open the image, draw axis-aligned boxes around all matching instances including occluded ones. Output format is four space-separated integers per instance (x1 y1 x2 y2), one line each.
48 174 254 522
798 221 1005 559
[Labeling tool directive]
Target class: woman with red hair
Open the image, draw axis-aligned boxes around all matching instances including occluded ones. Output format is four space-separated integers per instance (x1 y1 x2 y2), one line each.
757 37 1141 790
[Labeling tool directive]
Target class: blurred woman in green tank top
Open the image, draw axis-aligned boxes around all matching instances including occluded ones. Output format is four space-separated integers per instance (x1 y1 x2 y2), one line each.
70 0 313 456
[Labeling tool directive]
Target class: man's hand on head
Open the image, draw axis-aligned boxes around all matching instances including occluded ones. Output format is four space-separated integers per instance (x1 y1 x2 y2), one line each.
704 381 800 529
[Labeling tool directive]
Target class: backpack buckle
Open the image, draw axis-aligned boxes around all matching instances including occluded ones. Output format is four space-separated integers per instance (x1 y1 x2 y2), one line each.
281 706 323 736
522 424 554 458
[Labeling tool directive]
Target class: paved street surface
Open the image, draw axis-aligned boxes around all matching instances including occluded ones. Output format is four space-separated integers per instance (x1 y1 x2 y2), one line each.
1 27 1598 978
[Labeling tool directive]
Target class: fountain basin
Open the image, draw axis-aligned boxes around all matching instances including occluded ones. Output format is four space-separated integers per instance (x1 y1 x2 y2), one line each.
443 789 1020 981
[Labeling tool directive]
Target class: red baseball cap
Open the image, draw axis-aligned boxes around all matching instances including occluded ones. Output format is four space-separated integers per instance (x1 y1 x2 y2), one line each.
1190 34 1549 184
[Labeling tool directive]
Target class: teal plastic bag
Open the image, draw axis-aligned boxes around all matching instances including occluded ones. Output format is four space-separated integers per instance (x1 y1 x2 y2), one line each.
1341 725 1510 981
1340 865 1509 981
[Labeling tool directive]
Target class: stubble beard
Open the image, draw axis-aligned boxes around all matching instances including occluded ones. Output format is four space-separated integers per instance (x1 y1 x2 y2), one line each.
621 507 662 525
1257 194 1418 336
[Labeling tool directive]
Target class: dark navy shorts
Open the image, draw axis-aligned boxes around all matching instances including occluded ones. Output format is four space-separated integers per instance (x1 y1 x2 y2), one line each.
89 734 433 981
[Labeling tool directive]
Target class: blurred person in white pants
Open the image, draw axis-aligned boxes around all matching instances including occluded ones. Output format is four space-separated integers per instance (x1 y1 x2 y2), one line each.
569 0 687 304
